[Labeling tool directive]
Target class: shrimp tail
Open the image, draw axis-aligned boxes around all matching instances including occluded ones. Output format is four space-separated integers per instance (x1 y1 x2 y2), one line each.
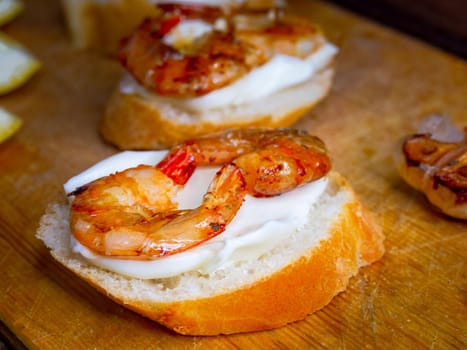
156 145 197 185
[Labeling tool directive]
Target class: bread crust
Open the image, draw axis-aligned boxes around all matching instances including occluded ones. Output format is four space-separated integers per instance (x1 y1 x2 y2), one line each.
128 199 383 335
100 69 334 150
37 172 384 335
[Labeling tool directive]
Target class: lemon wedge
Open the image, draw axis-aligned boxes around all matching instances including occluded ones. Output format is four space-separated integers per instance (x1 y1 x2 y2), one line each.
0 32 40 95
0 0 23 27
0 107 22 143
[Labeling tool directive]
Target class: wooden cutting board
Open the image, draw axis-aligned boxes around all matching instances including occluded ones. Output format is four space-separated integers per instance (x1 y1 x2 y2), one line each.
0 0 466 348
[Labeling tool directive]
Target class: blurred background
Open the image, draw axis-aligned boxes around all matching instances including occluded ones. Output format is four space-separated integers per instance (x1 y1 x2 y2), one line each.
327 0 467 58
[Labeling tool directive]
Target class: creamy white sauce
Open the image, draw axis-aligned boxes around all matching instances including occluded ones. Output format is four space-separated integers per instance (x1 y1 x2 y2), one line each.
163 19 214 49
120 42 338 112
66 151 328 279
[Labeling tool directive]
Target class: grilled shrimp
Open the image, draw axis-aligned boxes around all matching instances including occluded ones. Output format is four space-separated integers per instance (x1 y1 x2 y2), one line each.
234 11 324 59
70 128 331 259
402 134 467 200
118 3 324 97
397 115 467 219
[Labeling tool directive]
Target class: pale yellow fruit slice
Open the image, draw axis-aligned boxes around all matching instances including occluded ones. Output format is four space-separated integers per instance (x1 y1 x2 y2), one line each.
0 0 23 27
0 32 40 95
0 107 22 143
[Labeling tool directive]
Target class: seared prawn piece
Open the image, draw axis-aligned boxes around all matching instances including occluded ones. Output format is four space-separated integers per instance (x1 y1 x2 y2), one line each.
70 128 331 259
118 3 325 97
118 4 267 97
403 133 467 202
234 11 324 59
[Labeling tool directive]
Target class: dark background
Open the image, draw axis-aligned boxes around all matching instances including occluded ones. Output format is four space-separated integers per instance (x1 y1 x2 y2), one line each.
327 0 467 59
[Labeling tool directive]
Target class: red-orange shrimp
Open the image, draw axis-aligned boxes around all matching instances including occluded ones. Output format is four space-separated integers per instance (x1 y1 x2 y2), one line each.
118 3 325 97
402 133 467 200
234 11 325 59
118 4 267 97
70 128 331 259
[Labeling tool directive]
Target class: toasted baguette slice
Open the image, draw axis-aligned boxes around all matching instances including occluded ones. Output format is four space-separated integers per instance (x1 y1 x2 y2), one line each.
60 0 161 53
101 68 334 150
37 171 384 335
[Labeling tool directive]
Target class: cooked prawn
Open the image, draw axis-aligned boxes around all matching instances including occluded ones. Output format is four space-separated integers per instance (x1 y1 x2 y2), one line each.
119 3 324 97
234 10 324 59
402 132 467 202
70 128 331 259
119 4 267 97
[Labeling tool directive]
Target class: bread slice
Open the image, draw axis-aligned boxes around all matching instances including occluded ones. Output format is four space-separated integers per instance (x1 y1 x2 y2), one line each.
37 171 384 335
100 68 334 150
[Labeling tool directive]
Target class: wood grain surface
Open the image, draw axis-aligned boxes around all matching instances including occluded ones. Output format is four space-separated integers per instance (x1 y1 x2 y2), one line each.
0 0 466 349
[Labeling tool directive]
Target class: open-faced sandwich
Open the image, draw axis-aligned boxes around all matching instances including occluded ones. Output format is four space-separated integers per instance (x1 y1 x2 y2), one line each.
395 114 467 220
37 128 384 335
99 1 338 149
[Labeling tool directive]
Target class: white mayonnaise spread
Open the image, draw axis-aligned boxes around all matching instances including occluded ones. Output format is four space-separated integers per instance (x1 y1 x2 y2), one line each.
120 42 338 112
66 151 328 279
162 19 214 49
